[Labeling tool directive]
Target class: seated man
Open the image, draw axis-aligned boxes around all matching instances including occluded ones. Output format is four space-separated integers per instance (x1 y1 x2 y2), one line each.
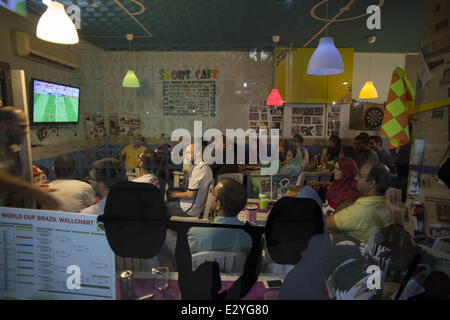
118 134 147 172
47 154 96 212
187 178 252 254
369 135 397 176
325 162 392 243
81 158 127 215
166 143 213 218
354 133 379 168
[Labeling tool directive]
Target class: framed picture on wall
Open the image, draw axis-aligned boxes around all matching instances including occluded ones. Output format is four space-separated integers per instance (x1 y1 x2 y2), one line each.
349 100 385 130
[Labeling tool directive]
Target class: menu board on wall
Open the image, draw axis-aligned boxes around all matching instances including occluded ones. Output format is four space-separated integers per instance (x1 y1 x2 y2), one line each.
163 80 216 117
0 207 115 300
290 105 325 137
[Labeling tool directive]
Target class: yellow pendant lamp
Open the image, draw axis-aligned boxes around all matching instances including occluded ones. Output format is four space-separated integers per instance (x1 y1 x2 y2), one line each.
36 1 79 44
122 34 140 88
359 36 378 99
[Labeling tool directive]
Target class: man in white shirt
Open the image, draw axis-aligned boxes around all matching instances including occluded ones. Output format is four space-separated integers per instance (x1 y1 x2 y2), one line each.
166 143 213 217
47 154 96 212
81 158 127 216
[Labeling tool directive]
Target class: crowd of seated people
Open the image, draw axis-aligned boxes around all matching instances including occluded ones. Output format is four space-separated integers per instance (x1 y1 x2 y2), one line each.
19 128 438 299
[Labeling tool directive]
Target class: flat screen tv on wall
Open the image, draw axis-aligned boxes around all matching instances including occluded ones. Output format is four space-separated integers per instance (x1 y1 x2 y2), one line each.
31 79 80 124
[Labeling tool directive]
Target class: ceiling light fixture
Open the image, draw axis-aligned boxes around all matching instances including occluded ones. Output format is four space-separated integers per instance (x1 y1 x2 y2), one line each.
266 35 283 106
359 36 378 99
307 1 344 75
122 34 141 88
36 1 79 44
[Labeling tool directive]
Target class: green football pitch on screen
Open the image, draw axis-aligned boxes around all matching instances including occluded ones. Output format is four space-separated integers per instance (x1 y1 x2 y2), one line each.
33 92 79 122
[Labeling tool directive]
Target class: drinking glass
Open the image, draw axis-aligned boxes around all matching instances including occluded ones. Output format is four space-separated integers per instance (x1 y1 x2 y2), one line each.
153 267 169 291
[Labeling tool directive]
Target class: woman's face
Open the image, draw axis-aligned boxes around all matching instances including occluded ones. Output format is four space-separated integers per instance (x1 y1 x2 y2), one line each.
286 150 294 163
333 162 343 181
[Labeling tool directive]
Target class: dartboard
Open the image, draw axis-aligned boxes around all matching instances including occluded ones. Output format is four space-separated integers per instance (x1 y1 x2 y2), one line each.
364 107 384 129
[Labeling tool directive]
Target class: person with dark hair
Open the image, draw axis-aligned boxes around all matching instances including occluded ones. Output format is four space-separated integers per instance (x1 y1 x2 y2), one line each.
325 162 392 243
326 157 361 211
46 154 96 212
0 107 58 209
319 134 341 168
278 148 301 179
81 158 127 215
354 133 379 168
293 134 309 166
341 146 357 161
369 135 398 176
187 178 252 254
132 151 161 189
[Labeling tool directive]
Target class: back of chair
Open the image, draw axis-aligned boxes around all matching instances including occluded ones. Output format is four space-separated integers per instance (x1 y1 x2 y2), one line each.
386 187 402 205
201 183 214 221
191 251 247 273
217 173 244 184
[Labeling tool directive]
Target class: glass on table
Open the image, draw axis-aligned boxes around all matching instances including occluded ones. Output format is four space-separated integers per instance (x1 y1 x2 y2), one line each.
152 267 169 291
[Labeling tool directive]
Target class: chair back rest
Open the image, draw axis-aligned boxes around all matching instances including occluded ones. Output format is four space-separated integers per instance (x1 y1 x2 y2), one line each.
191 251 247 273
201 183 214 221
386 187 402 205
217 173 244 184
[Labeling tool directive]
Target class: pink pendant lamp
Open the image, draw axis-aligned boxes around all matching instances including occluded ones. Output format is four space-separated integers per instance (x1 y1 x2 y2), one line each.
266 35 283 106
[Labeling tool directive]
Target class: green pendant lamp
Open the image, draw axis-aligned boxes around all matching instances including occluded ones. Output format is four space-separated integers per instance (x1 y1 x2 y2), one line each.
122 34 140 88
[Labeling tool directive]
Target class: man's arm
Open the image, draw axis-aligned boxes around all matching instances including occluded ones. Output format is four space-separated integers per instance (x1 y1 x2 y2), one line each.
325 214 339 233
0 171 59 209
168 189 196 200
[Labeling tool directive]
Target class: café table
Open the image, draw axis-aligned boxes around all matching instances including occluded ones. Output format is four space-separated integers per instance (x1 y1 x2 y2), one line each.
116 271 282 300
237 198 272 227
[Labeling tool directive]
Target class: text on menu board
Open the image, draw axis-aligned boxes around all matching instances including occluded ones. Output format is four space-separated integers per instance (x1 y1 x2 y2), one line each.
163 80 216 117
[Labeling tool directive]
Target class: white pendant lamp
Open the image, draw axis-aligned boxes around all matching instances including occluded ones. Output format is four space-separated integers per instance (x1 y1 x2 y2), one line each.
307 37 344 75
36 1 79 44
122 34 140 88
306 0 344 76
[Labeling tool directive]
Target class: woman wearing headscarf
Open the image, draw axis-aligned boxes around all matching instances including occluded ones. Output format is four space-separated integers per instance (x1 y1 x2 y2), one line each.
326 157 361 211
277 148 302 180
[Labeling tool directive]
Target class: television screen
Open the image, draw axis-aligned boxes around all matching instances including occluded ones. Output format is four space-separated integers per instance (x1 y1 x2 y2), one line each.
31 79 80 123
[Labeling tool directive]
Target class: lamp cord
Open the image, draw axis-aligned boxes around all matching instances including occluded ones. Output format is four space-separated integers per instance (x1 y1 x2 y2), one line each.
326 0 328 37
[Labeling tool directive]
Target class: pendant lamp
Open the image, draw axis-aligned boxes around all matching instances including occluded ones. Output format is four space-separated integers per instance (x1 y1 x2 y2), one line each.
359 81 378 99
122 34 140 88
359 36 378 99
306 0 344 76
307 37 344 75
36 1 79 44
266 35 283 106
